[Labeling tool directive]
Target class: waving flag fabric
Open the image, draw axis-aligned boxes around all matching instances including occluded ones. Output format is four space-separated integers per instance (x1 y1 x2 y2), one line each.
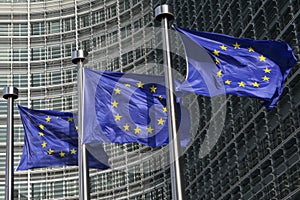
82 68 190 147
18 105 109 170
175 26 297 108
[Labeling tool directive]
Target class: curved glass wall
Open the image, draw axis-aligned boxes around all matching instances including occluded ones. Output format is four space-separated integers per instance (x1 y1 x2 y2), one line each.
173 0 300 200
0 0 171 199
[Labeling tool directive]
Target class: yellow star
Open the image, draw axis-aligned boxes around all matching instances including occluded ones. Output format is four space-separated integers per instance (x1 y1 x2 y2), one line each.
217 70 222 77
115 114 122 121
47 149 54 155
134 126 141 134
39 124 44 130
111 100 118 108
163 107 168 113
70 148 77 154
248 47 254 52
215 58 220 65
76 126 79 130
259 55 266 62
147 126 154 134
125 83 131 87
157 118 165 125
114 88 121 94
263 75 270 81
150 85 157 93
45 116 51 122
137 81 143 88
264 67 271 73
233 42 240 49
123 123 130 131
38 132 44 137
220 45 227 51
225 80 231 85
213 49 220 56
41 141 47 148
252 82 260 87
238 81 245 87
68 117 73 122
59 151 65 157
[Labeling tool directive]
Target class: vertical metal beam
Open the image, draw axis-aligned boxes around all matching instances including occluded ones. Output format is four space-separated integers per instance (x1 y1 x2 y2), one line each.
155 5 185 200
3 86 18 200
72 50 90 200
27 2 32 198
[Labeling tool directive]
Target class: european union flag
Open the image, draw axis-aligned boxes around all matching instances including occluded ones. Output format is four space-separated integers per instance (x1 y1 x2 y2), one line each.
82 68 190 148
18 105 109 170
175 26 297 108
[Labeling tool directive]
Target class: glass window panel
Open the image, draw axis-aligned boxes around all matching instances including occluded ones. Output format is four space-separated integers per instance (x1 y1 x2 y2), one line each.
51 21 60 33
64 18 71 32
113 57 119 70
20 48 27 61
51 71 61 85
127 24 132 35
20 24 27 36
121 27 126 39
99 9 105 21
13 74 28 88
112 31 118 43
106 7 111 18
111 5 117 17
100 35 106 47
71 18 75 30
52 45 61 59
122 53 127 65
119 1 125 13
64 96 73 110
13 49 19 61
32 23 40 35
0 127 6 142
0 23 8 36
81 15 90 28
0 49 10 61
13 23 27 36
0 74 9 88
40 48 46 60
13 24 19 36
32 48 40 61
134 19 141 31
0 101 7 115
52 98 62 110
64 43 72 57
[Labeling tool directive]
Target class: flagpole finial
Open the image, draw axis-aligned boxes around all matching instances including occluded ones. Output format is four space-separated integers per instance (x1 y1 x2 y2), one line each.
72 49 88 64
2 86 18 100
155 4 174 21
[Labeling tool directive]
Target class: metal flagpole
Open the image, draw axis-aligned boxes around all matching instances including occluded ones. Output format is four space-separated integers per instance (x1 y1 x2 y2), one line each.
155 5 186 200
3 86 18 200
72 50 90 200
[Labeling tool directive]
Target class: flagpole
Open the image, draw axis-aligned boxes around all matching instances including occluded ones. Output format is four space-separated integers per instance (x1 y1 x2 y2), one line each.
72 50 90 200
3 86 18 200
155 5 186 200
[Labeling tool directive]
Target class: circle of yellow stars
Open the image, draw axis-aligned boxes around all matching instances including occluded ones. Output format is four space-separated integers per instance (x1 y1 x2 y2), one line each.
212 42 271 88
38 116 78 157
111 81 167 136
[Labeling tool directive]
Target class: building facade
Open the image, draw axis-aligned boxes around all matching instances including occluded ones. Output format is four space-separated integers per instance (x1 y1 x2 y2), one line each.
0 0 298 199
173 1 300 200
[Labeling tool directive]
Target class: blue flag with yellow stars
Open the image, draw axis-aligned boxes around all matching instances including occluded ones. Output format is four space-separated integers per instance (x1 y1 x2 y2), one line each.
82 68 190 148
17 105 109 170
174 26 297 109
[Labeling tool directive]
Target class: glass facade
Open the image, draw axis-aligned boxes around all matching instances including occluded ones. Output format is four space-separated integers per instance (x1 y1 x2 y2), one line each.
0 0 298 199
172 0 300 200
